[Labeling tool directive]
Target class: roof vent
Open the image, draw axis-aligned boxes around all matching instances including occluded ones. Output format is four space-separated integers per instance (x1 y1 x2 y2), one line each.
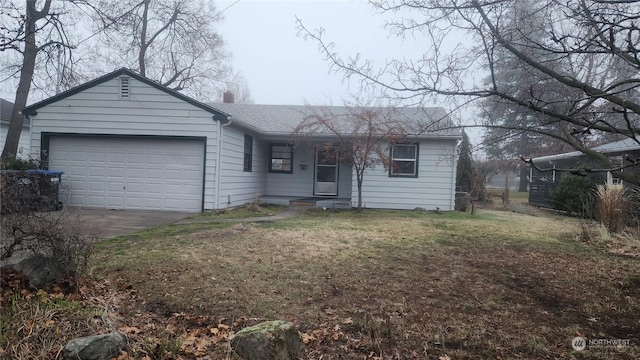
120 76 130 99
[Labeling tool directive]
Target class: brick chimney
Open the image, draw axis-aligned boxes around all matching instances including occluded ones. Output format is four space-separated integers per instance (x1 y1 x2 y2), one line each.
223 91 235 103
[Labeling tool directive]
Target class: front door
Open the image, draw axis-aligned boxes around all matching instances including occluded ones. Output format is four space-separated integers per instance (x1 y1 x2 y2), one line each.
314 147 338 196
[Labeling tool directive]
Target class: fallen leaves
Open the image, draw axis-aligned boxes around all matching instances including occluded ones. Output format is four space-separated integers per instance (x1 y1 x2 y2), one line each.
119 326 141 334
115 351 151 360
180 323 234 357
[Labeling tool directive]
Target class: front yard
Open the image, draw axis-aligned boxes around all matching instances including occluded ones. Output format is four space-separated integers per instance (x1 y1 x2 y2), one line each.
2 207 639 359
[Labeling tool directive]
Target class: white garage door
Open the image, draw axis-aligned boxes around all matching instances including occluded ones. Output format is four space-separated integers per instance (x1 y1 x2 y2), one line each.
49 136 204 211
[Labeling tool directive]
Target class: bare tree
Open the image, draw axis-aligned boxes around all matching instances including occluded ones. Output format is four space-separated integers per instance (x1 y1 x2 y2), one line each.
91 0 231 100
293 103 420 212
297 0 640 186
1 0 80 164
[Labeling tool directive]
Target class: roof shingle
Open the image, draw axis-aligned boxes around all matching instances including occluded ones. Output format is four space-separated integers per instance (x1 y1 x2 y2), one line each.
209 103 460 138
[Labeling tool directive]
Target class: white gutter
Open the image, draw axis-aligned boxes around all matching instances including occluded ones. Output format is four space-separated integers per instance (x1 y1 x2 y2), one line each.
215 116 232 210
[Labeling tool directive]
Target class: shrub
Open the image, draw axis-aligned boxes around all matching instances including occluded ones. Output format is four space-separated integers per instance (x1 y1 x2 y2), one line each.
548 173 602 216
1 157 40 170
1 171 93 287
594 184 629 233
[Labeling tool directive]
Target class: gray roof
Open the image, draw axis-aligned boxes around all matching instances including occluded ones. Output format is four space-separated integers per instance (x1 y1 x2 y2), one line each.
531 136 640 163
209 103 461 138
1 98 13 124
0 98 29 127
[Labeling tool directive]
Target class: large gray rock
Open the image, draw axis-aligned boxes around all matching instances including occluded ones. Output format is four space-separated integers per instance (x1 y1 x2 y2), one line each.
14 254 59 289
63 332 127 360
231 320 304 360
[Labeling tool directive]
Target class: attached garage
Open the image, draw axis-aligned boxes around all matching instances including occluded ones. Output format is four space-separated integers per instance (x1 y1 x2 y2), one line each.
47 135 205 212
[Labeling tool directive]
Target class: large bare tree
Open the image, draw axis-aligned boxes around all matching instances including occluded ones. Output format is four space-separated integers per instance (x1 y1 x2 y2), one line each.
1 0 80 163
91 0 231 100
297 0 640 186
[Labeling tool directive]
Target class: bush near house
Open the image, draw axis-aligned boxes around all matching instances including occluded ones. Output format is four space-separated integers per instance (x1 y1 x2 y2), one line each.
548 173 603 216
0 170 92 286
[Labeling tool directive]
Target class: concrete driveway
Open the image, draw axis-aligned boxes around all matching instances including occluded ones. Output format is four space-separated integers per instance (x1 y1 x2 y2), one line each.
66 207 195 239
1 208 194 267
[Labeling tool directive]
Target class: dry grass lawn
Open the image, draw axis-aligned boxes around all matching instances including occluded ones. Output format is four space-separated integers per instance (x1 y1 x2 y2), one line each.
2 207 638 359
84 208 640 359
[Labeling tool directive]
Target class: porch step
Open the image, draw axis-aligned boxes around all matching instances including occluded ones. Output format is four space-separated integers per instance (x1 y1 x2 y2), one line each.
290 200 316 207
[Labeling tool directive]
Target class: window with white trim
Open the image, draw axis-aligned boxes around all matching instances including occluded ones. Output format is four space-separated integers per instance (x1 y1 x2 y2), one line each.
269 143 293 173
390 143 419 177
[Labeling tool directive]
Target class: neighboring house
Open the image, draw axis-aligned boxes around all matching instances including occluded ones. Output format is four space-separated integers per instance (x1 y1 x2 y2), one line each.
0 98 31 159
486 170 520 190
22 68 461 212
528 137 640 207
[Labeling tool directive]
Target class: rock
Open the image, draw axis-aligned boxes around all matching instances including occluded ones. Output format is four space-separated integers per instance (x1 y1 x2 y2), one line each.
231 320 304 360
14 254 59 289
62 332 127 360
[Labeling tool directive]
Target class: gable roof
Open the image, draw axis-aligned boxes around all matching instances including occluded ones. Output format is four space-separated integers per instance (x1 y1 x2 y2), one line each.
1 98 30 127
1 98 13 124
209 103 461 138
531 136 640 163
21 68 229 121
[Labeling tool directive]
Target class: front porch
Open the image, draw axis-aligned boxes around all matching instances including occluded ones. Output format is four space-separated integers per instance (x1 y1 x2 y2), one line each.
260 195 353 209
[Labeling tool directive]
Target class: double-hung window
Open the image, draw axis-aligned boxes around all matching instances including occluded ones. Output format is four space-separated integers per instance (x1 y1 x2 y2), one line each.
243 134 253 172
390 143 419 177
269 143 293 173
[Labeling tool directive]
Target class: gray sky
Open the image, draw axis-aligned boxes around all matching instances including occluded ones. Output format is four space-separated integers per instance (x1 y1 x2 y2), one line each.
217 0 424 105
217 1 483 143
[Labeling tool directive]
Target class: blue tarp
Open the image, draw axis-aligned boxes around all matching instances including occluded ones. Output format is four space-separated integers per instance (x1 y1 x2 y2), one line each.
26 169 64 175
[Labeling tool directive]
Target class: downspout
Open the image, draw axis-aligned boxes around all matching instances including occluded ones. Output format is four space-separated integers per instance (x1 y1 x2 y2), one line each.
215 116 232 210
451 139 462 211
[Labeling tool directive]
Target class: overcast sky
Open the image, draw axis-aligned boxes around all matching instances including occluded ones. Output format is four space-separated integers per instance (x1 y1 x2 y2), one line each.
2 0 476 134
217 0 426 105
216 1 483 141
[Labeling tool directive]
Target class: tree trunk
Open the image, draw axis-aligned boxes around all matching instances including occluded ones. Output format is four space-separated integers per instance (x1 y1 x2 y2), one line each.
138 0 150 77
357 174 363 213
518 165 529 192
1 1 43 164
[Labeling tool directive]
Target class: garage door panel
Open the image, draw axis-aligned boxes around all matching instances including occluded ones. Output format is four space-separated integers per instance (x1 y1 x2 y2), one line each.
146 154 165 166
87 153 105 162
106 198 124 207
127 168 147 178
125 183 144 193
87 196 104 206
87 182 105 191
49 136 204 211
126 154 145 164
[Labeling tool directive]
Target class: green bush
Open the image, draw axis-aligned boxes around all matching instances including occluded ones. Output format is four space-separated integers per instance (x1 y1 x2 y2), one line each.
548 173 602 216
1 157 40 170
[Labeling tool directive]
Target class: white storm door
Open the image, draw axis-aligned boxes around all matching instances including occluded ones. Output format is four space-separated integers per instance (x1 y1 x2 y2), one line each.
314 147 338 196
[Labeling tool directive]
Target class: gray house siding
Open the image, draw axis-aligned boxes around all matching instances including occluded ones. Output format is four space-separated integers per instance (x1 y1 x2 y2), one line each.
1 123 30 158
29 77 220 210
218 125 267 208
353 139 457 210
24 69 461 212
265 142 352 198
266 144 312 196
